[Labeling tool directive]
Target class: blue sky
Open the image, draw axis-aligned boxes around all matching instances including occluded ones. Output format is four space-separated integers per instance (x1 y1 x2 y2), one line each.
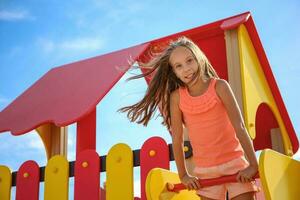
1 0 300 198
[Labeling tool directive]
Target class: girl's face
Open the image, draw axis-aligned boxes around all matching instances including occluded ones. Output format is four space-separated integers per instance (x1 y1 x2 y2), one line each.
169 46 200 86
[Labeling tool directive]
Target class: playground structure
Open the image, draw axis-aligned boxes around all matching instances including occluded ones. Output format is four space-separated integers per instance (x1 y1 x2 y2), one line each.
0 12 299 200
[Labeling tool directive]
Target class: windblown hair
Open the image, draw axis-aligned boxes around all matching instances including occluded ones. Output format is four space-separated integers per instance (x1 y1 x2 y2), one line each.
118 36 219 130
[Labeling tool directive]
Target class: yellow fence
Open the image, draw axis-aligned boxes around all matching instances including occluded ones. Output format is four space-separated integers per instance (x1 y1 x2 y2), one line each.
0 136 173 200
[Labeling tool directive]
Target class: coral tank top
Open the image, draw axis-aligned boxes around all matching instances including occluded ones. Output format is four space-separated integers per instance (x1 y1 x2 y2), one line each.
178 78 244 167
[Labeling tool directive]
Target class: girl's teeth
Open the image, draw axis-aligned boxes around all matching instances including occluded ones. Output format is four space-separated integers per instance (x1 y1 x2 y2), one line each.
187 74 193 79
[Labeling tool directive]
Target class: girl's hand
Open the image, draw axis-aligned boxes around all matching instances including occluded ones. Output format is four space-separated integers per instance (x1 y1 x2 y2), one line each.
180 174 201 190
236 165 258 183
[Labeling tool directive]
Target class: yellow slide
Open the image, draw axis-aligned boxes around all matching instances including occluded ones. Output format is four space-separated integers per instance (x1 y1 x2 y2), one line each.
259 149 300 200
145 168 200 200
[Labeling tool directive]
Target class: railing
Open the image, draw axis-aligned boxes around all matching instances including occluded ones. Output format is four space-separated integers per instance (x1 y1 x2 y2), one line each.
0 137 192 200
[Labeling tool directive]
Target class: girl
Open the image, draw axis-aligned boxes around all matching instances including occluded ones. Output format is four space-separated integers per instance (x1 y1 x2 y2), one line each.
119 37 259 200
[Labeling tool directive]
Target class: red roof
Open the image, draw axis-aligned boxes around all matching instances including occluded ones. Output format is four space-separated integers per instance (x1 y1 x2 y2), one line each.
0 12 298 152
0 43 150 135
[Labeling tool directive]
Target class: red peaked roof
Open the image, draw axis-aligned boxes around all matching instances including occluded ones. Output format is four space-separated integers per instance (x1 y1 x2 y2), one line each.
0 43 150 135
0 12 298 153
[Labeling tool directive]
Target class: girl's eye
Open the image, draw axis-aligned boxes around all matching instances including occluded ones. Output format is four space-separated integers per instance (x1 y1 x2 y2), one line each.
187 58 193 63
175 64 182 69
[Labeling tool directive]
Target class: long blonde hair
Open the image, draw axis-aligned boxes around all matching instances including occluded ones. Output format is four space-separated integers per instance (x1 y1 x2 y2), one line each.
119 36 219 129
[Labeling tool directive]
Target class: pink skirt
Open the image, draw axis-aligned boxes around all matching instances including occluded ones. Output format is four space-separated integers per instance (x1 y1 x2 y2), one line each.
193 156 259 199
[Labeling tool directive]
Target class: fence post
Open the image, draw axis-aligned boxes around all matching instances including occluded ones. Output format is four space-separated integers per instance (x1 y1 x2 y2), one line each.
106 143 133 200
16 160 40 200
140 137 169 200
74 149 100 200
0 165 11 200
44 155 69 200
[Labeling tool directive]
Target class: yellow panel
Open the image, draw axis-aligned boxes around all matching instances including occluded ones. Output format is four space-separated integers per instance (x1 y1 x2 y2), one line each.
259 149 300 200
36 124 68 160
36 124 52 159
238 24 292 155
146 168 200 200
0 165 11 200
44 155 69 200
106 143 133 200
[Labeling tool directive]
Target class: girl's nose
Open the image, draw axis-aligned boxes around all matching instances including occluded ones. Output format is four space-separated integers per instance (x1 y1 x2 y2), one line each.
183 65 191 72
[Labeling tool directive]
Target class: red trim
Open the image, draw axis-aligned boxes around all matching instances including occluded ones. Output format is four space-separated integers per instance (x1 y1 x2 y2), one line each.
244 18 298 153
148 12 251 45
220 13 250 30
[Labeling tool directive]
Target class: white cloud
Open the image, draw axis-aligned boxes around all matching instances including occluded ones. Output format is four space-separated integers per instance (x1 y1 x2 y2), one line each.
36 38 55 53
293 149 300 161
105 2 145 24
0 10 34 21
60 37 104 51
67 124 76 161
28 137 45 149
36 37 105 54
126 2 145 13
68 135 73 146
0 130 47 170
134 179 141 197
90 0 145 25
8 46 23 58
0 95 10 104
0 95 11 111
23 130 44 150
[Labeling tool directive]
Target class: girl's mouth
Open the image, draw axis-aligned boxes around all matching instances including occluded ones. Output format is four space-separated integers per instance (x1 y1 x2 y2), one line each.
186 69 200 86
185 73 195 80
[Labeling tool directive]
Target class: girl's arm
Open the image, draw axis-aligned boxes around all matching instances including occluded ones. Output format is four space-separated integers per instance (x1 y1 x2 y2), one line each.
170 90 200 190
216 79 258 182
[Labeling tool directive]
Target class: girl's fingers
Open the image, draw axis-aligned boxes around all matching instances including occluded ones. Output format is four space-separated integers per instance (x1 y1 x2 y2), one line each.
186 182 192 190
243 175 249 183
189 183 194 190
194 179 201 189
192 181 199 190
246 176 252 182
190 181 196 190
241 175 251 183
236 173 241 182
241 176 246 183
190 178 200 190
237 171 252 183
187 180 199 190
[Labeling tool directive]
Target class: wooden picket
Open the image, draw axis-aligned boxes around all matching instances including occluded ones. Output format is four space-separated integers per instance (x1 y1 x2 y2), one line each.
16 160 40 200
106 143 133 200
44 155 69 200
74 149 100 200
0 165 11 200
140 137 169 200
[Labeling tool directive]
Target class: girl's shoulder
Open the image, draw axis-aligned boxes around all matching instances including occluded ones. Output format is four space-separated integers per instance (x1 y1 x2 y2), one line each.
215 78 228 88
170 89 183 114
214 78 232 99
170 89 180 103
